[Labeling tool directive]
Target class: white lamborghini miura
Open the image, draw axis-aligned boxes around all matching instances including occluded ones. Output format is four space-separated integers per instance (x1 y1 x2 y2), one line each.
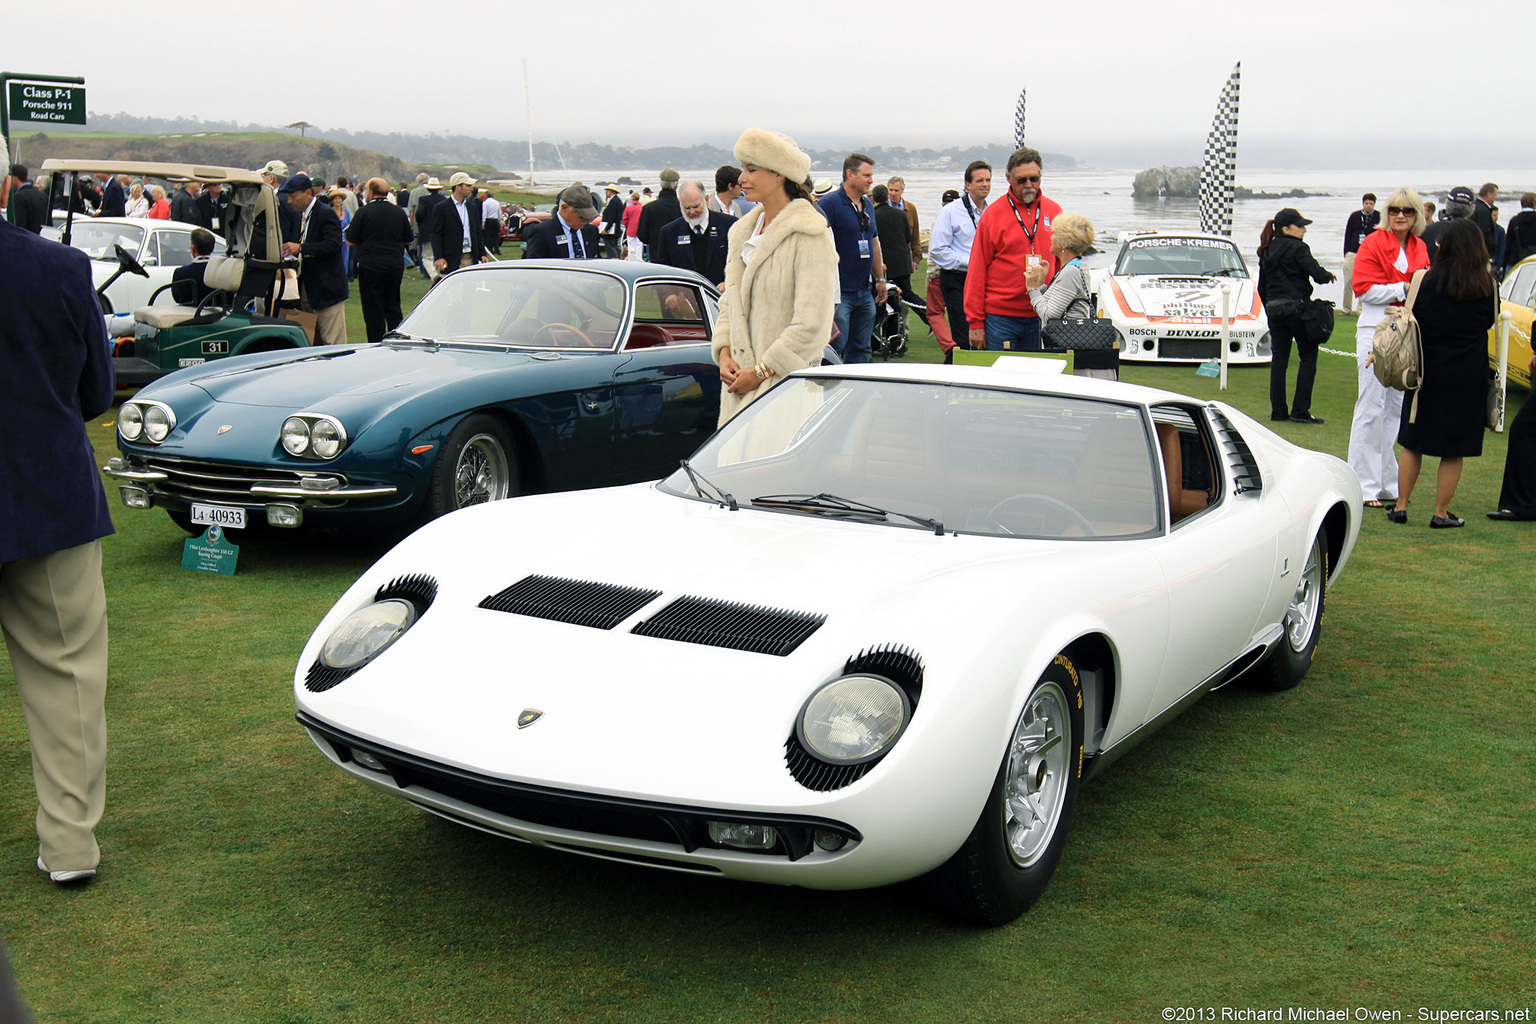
295 360 1361 925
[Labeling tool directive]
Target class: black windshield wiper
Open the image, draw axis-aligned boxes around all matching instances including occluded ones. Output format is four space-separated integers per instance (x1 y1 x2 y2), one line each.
1202 267 1243 278
680 459 737 510
751 492 944 535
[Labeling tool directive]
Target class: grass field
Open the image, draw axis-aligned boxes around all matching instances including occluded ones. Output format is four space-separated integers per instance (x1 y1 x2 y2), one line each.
2 286 1533 1023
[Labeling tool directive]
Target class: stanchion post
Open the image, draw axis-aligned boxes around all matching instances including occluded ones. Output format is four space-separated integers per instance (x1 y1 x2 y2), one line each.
1219 284 1231 390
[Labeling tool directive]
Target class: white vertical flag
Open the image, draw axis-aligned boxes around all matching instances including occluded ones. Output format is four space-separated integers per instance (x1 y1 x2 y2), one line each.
1199 63 1241 236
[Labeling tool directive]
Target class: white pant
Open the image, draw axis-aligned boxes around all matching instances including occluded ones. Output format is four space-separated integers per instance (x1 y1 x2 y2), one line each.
1341 253 1356 313
1348 325 1400 500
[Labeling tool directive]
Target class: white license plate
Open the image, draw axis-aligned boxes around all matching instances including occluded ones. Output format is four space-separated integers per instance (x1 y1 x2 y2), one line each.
190 504 247 529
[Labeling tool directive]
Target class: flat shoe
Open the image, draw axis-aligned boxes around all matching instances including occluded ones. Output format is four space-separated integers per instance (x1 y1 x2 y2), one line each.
1486 510 1521 521
1429 513 1464 529
1385 508 1408 524
1288 414 1325 424
37 856 95 885
1364 500 1385 509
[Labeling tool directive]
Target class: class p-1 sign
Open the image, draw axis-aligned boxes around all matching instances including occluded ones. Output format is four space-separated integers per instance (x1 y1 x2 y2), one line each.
8 82 86 125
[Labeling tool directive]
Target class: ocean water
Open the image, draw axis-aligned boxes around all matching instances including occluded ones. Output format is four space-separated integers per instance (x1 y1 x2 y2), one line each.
530 167 1529 282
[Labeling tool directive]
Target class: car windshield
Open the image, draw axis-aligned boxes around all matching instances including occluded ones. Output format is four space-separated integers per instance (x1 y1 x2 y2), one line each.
661 378 1162 539
1114 237 1249 279
63 222 145 262
397 266 628 349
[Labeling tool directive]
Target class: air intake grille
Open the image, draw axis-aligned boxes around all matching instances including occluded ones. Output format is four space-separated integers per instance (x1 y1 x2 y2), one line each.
1208 407 1264 495
478 574 660 630
783 741 875 792
632 597 824 656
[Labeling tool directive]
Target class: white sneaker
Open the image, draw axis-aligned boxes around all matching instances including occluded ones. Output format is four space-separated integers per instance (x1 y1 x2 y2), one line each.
37 857 96 884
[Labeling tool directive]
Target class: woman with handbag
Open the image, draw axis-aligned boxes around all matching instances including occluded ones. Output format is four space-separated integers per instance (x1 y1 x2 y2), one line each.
1387 220 1497 528
1348 186 1431 508
1257 208 1335 424
1023 213 1116 379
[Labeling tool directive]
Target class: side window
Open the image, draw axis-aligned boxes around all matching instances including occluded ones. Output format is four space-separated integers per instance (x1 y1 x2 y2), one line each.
157 230 194 267
1506 265 1536 309
633 282 710 342
1150 404 1219 526
141 232 161 266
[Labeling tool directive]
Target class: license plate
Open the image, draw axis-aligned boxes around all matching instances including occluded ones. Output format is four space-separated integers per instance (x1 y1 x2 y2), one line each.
190 504 246 529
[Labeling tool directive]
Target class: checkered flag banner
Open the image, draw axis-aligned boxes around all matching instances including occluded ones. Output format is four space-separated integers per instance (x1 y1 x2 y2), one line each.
1014 88 1026 149
1198 63 1241 236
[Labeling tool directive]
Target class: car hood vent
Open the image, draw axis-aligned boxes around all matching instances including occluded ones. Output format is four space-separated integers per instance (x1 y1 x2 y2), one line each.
631 596 824 656
1208 407 1264 495
478 574 661 630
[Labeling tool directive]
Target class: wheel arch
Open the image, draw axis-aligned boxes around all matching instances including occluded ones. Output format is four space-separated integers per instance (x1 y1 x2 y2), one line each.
1058 632 1117 762
469 405 544 493
1319 500 1351 585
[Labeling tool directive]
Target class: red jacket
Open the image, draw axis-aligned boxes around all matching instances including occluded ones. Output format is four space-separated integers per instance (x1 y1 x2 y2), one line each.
1352 228 1429 296
964 192 1062 323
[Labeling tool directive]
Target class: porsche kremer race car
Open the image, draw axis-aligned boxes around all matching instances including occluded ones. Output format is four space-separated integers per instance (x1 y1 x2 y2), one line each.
1095 231 1272 365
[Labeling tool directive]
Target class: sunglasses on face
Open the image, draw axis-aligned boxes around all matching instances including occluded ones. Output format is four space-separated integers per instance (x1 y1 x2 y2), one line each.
1387 206 1416 216
1012 175 1041 185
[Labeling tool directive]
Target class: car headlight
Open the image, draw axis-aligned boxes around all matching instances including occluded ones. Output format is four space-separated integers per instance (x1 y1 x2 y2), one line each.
797 674 910 764
319 599 417 670
118 400 176 444
281 416 311 456
280 413 348 460
118 403 143 441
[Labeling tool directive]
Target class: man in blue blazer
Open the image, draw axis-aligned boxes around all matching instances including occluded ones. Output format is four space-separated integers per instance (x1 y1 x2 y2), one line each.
0 217 115 885
520 184 601 260
278 173 349 344
97 173 127 217
652 180 735 288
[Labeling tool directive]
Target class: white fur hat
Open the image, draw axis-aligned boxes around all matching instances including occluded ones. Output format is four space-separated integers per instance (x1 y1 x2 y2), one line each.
733 128 810 185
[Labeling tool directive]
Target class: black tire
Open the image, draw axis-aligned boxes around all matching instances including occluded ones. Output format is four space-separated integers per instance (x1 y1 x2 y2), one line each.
920 655 1086 926
426 414 519 520
1255 532 1328 691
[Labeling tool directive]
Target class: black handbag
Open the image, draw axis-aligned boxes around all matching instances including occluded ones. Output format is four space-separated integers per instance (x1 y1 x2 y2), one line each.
1301 298 1335 345
1042 300 1120 371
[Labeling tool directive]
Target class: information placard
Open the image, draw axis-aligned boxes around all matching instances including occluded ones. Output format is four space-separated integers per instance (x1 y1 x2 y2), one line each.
7 82 86 125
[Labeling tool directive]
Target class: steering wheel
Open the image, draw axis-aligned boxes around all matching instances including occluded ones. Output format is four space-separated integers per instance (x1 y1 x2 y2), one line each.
532 321 595 347
114 243 150 278
985 494 1096 537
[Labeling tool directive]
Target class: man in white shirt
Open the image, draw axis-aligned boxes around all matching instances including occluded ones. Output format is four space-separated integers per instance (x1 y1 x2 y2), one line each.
927 160 991 360
480 190 503 256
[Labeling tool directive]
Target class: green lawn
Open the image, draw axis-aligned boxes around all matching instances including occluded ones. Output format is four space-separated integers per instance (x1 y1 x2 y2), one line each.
1 298 1532 1023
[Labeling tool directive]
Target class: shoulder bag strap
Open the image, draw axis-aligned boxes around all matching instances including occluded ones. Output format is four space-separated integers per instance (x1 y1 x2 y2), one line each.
1404 268 1427 313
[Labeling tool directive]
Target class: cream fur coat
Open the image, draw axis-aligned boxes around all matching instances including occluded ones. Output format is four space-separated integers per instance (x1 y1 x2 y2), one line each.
710 198 838 425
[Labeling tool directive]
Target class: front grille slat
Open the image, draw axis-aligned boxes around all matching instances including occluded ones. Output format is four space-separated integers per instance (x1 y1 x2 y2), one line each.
139 456 330 504
632 596 823 657
479 574 661 630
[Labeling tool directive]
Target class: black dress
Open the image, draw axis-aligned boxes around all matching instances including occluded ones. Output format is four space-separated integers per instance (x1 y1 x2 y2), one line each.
1396 284 1495 457
1496 391 1536 517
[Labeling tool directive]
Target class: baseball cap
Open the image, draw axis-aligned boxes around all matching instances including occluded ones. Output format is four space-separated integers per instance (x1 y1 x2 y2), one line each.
447 172 476 189
1273 208 1312 229
277 173 313 194
257 159 289 178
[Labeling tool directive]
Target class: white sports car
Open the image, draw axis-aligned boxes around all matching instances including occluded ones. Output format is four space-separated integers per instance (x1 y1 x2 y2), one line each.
294 360 1360 925
46 215 199 314
1096 231 1272 365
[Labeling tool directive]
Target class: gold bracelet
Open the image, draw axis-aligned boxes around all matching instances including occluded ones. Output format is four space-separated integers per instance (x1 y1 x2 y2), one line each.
754 362 771 379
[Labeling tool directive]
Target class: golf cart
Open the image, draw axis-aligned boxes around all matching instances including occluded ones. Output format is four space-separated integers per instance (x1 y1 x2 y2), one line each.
41 159 310 386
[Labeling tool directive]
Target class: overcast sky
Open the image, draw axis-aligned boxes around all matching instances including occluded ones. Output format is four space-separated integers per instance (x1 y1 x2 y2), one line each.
20 0 1534 170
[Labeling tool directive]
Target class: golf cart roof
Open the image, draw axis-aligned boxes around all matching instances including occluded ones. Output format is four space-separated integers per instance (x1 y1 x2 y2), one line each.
40 159 264 185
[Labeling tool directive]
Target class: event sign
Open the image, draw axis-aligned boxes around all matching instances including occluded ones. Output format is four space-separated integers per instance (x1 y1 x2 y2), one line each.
7 82 86 125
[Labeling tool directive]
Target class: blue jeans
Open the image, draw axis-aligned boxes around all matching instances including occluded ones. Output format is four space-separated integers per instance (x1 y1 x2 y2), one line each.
984 313 1042 352
833 287 875 363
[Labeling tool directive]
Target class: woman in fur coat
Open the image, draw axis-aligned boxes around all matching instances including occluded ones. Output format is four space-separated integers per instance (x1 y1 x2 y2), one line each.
711 128 838 425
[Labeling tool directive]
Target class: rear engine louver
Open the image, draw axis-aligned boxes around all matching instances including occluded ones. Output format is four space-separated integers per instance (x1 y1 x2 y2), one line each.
478 574 661 630
631 597 824 656
1208 407 1264 495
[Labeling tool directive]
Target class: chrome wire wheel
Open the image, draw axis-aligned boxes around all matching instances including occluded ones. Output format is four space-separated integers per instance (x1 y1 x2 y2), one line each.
1003 681 1071 868
454 434 511 507
1284 535 1326 653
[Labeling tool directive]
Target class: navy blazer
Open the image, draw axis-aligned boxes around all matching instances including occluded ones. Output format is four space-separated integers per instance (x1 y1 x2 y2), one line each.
653 211 735 286
430 197 485 269
0 220 115 561
100 177 127 217
296 198 349 309
520 217 600 260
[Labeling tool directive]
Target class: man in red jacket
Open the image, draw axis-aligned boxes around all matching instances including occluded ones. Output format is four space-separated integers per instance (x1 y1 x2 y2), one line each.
964 147 1062 351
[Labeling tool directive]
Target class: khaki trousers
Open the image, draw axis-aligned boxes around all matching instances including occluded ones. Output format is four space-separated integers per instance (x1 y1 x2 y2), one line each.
0 541 108 871
1341 253 1357 313
301 294 348 345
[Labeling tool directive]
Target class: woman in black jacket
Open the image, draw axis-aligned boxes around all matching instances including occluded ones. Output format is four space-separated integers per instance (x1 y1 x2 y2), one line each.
1258 208 1336 423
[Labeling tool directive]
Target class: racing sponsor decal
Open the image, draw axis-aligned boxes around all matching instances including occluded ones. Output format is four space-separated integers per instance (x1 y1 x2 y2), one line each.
1125 236 1240 252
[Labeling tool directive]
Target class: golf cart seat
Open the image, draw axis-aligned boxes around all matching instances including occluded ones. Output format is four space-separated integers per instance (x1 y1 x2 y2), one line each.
134 255 246 327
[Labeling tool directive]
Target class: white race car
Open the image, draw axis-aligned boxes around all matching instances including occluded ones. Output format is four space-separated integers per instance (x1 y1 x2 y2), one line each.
294 360 1360 925
1095 231 1272 364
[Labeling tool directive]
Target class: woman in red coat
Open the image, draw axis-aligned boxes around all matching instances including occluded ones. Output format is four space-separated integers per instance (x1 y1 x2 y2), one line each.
1348 186 1430 507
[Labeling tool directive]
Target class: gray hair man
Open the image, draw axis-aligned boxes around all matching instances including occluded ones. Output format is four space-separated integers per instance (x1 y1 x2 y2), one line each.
652 180 736 288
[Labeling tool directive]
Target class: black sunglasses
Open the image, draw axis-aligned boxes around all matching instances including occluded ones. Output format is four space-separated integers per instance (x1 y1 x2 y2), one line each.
1387 206 1416 216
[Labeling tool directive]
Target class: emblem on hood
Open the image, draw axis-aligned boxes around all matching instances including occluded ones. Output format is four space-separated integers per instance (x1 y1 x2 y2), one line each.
218 424 233 434
517 709 543 729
